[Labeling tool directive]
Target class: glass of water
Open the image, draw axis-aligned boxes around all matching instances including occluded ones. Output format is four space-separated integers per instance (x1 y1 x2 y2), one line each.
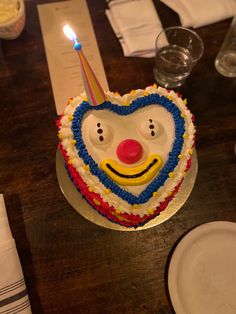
215 16 236 77
153 26 204 88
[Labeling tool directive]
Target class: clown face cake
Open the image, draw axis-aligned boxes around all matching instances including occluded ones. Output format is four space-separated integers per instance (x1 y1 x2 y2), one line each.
57 84 195 228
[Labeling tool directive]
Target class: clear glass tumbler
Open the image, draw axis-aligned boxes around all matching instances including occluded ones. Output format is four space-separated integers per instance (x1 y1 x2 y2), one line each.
153 26 204 88
215 16 236 78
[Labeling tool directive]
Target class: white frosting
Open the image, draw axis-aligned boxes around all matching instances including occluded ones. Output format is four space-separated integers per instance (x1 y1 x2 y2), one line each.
59 86 195 217
82 105 175 195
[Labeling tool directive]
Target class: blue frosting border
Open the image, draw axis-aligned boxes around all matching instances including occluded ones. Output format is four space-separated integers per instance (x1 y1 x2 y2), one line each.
71 94 185 205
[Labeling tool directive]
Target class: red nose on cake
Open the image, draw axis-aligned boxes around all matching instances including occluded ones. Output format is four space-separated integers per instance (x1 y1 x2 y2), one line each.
117 139 143 164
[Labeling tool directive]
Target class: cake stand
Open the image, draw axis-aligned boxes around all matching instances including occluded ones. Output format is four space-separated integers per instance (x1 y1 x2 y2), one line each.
56 147 198 231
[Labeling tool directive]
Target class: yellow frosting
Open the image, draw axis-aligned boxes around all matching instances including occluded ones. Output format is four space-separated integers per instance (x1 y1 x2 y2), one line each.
84 164 90 171
100 154 162 186
93 199 100 206
111 211 129 222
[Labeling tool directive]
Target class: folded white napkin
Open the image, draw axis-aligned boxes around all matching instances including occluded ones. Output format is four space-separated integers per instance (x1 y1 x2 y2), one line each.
0 194 32 314
161 0 236 28
106 0 163 57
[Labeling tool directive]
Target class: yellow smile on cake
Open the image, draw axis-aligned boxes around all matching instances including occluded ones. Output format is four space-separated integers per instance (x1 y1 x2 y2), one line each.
100 154 162 186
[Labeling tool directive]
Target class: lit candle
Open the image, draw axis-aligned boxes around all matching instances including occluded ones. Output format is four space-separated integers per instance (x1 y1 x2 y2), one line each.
63 24 106 106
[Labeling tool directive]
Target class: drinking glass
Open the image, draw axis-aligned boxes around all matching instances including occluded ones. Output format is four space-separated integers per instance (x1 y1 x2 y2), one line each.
215 16 236 77
153 26 204 88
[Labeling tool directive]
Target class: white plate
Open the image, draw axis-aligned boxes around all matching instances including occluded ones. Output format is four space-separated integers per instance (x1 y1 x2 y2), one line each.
168 221 236 314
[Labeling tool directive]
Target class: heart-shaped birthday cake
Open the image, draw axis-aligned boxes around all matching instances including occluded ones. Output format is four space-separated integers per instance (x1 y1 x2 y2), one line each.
58 84 195 228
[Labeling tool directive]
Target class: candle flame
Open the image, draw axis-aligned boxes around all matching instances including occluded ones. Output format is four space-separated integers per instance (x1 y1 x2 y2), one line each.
63 24 77 42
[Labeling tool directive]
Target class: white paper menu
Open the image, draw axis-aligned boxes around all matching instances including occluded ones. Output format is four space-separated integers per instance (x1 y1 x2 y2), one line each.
37 0 109 114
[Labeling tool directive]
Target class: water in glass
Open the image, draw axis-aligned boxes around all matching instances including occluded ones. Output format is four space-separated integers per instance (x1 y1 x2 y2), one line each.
215 50 236 77
154 44 193 88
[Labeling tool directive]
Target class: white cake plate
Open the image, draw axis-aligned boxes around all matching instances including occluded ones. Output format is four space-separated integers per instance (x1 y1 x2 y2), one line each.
168 221 236 314
56 147 198 231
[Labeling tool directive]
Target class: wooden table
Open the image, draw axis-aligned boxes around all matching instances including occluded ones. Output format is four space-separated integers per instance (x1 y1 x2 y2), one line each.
0 1 235 313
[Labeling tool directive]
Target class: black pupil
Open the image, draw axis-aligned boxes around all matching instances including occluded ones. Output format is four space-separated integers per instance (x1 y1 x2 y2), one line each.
97 123 104 141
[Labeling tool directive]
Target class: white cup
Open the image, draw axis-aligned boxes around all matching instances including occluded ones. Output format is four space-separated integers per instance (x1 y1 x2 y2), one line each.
0 0 25 40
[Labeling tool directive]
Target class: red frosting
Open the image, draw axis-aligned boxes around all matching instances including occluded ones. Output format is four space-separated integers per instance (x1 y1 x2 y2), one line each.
116 139 143 164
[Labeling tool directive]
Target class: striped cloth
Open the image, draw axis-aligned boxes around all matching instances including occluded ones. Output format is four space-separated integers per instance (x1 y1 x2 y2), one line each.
0 195 31 314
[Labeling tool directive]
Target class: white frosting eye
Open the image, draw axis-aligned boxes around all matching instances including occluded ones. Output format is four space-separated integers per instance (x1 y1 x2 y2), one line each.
139 118 159 139
89 122 113 145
